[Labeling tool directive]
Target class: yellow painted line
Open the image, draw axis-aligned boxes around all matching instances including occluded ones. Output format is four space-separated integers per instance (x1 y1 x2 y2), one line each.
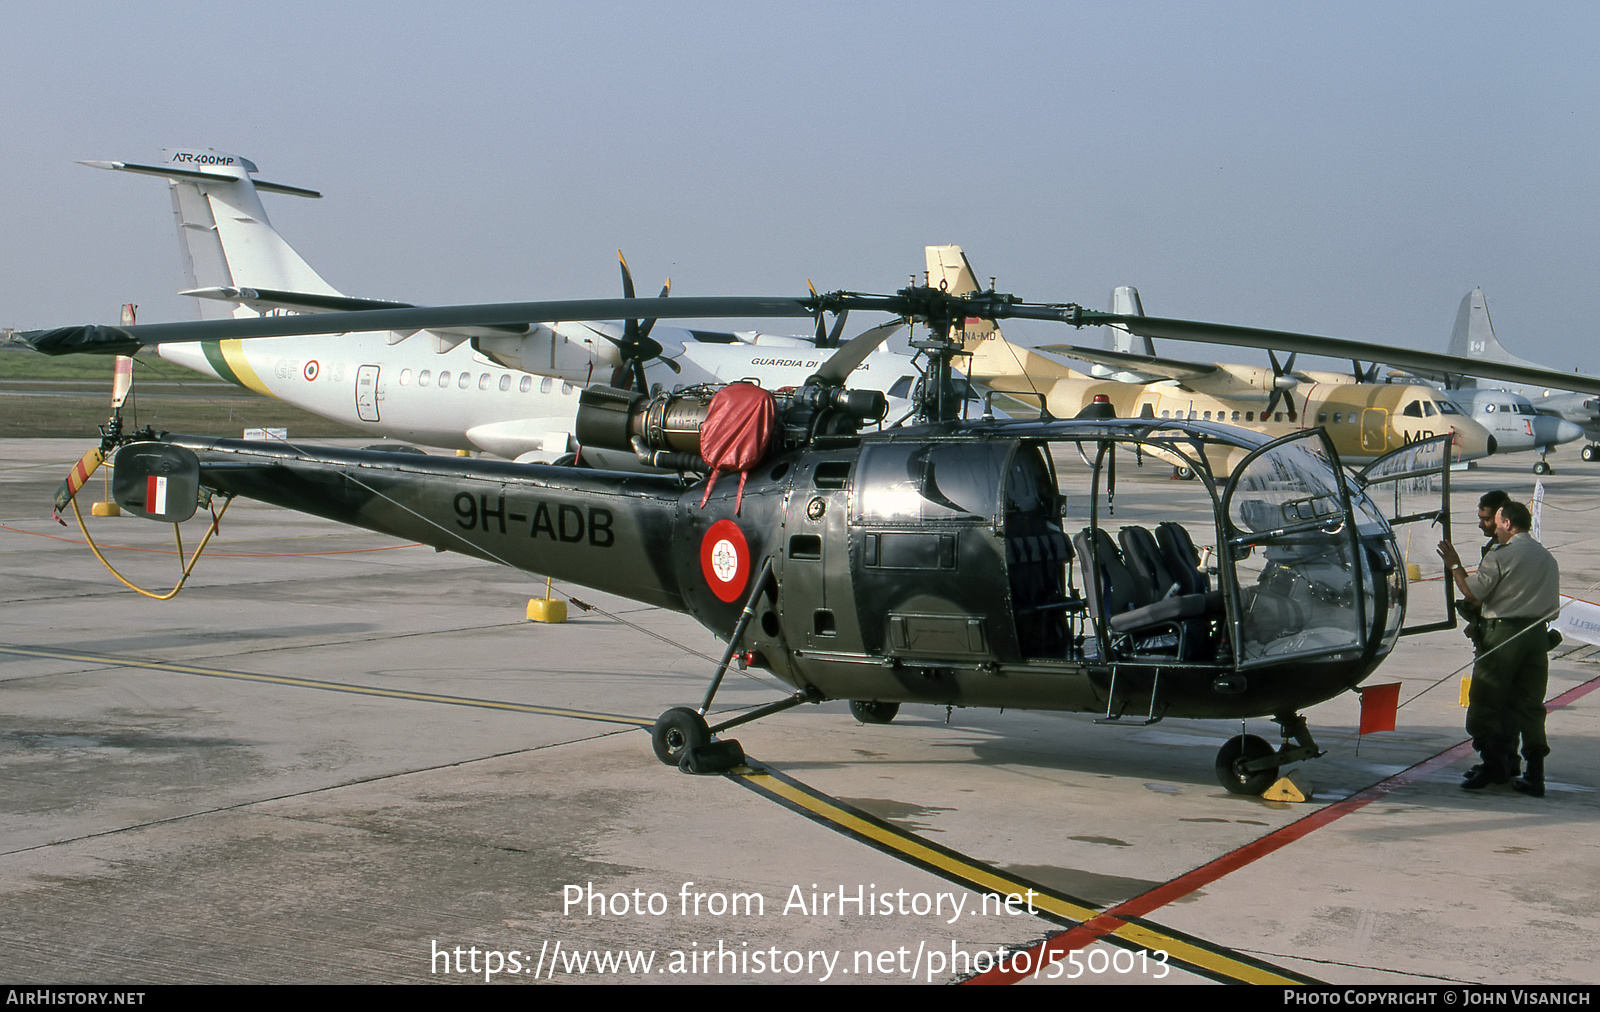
218 339 277 398
0 644 649 727
736 767 1314 985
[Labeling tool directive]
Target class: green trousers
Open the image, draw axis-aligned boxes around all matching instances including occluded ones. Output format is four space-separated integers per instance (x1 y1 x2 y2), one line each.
1467 619 1550 762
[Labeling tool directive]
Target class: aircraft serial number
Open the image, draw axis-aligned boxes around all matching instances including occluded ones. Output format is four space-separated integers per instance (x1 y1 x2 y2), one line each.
453 492 615 547
170 152 237 166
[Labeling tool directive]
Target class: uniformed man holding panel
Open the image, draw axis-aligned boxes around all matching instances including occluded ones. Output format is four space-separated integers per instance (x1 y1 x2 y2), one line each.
1437 501 1560 796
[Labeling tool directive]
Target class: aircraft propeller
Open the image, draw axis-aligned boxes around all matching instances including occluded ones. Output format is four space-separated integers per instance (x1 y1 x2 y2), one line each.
1263 350 1305 421
610 251 679 393
807 280 849 348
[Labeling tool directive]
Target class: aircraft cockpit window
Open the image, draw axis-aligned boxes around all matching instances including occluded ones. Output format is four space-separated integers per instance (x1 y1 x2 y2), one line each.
888 377 913 399
856 443 1005 525
1436 400 1460 415
1422 401 1436 417
1514 403 1536 415
1224 433 1364 665
1403 401 1423 417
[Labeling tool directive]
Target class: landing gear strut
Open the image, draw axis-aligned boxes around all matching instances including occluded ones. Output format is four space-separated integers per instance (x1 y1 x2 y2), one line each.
649 558 824 770
1213 713 1323 795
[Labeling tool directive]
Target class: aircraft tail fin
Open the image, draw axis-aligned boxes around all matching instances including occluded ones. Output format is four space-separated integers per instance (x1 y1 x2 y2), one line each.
83 149 341 320
1105 286 1155 356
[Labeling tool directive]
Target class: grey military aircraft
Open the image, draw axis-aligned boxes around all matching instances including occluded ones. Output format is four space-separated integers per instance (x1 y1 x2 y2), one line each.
30 283 1600 792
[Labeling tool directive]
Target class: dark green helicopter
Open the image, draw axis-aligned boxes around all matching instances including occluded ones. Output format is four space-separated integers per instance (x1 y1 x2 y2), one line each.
28 285 1465 793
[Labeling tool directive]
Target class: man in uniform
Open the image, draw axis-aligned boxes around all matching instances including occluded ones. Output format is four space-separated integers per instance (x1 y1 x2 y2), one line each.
1457 490 1513 779
1438 501 1559 795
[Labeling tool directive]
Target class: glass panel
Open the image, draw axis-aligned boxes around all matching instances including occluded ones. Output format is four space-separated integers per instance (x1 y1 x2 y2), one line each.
1224 432 1364 665
856 442 1006 525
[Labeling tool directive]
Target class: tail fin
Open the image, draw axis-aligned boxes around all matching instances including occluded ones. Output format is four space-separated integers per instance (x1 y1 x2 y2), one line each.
924 245 996 347
82 149 340 319
1104 285 1155 356
1448 289 1510 363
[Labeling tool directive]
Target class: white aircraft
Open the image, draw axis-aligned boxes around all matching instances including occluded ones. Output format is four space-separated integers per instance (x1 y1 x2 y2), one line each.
1441 288 1596 465
74 149 927 460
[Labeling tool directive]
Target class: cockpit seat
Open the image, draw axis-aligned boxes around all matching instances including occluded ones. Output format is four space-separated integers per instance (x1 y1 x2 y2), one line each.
1079 526 1221 659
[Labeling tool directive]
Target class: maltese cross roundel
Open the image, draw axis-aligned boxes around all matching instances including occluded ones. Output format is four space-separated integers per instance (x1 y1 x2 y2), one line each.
700 519 750 603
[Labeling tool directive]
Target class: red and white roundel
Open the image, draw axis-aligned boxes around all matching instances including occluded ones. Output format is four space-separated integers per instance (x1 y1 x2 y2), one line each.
700 519 750 603
303 359 320 381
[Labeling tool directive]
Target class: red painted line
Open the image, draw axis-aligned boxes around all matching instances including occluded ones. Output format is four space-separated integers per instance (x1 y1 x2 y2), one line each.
969 670 1600 984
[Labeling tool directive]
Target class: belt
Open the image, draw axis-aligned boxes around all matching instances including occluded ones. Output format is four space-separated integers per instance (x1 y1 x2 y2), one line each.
1483 616 1545 628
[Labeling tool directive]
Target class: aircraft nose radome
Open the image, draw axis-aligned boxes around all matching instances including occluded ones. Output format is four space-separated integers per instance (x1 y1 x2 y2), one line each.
1547 419 1585 445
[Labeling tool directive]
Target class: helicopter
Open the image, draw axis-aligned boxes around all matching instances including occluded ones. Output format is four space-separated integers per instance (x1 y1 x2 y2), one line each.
36 282 1520 794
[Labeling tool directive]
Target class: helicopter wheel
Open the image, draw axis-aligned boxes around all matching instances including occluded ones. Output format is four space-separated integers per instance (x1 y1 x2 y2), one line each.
1533 460 1552 475
849 700 900 724
651 707 709 766
1215 734 1279 795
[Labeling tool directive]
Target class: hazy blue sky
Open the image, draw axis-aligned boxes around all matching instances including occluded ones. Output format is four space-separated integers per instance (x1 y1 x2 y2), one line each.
4 1 1597 373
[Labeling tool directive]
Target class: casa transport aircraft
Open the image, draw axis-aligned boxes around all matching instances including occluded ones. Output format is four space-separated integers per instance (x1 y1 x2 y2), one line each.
926 250 1496 475
56 148 935 461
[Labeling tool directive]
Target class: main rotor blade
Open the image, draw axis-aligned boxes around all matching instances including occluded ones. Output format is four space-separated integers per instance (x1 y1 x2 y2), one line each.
811 320 903 385
19 296 819 356
1077 312 1600 396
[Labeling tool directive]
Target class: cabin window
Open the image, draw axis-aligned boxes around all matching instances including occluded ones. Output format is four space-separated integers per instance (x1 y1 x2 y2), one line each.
498 375 511 392
399 369 412 386
541 377 554 393
459 372 472 390
1317 412 1327 424
1245 411 1255 421
479 373 491 391
1203 411 1212 421
1232 411 1241 421
562 382 573 395
436 371 449 388
1333 412 1343 424
520 375 533 393
1160 410 1170 419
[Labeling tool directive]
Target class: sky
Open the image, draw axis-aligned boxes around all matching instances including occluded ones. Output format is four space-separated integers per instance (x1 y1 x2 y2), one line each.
3 0 1597 374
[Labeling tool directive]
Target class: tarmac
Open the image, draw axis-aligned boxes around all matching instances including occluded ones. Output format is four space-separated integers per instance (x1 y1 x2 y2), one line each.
2 437 1597 985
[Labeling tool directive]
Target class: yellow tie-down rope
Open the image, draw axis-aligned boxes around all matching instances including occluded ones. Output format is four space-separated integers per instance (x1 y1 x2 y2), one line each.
58 447 233 600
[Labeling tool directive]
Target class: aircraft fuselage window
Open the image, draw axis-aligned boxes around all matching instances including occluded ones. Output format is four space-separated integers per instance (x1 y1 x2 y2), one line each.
520 376 533 393
399 369 412 386
1246 412 1255 421
888 376 913 399
1333 412 1342 424
1160 410 1170 419
459 372 472 390
1232 411 1241 421
541 377 554 394
437 371 450 388
479 373 491 391
1437 400 1460 415
562 382 573 395
1317 412 1327 424
1423 401 1436 417
499 375 511 392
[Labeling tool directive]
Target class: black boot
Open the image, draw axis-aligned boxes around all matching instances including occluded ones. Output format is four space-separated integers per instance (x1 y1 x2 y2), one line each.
1513 756 1545 798
1462 749 1511 790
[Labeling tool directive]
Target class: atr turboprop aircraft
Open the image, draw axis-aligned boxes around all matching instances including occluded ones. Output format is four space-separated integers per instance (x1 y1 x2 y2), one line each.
31 273 1600 792
50 149 935 460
